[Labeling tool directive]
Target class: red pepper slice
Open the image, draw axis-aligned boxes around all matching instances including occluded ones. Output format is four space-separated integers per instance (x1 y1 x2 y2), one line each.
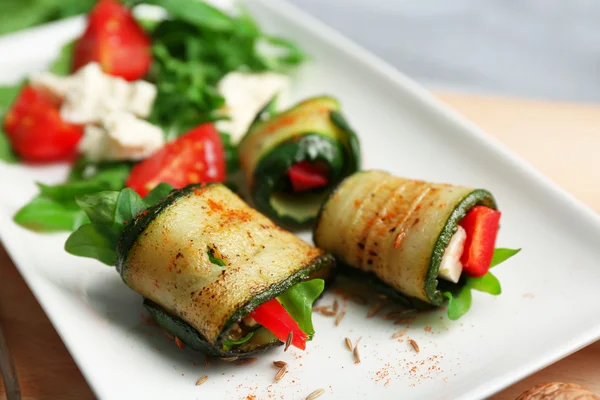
249 298 307 350
459 206 502 277
3 85 83 162
126 123 226 196
287 161 329 192
73 0 152 81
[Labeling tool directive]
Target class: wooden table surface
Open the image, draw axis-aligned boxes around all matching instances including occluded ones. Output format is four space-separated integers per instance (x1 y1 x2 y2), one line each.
1 92 599 399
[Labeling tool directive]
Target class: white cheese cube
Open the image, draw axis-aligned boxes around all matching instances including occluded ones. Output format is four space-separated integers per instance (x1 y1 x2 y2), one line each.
216 71 291 143
438 225 466 283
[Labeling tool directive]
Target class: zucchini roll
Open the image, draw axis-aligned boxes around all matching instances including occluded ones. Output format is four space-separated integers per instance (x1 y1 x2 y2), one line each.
238 96 361 227
110 184 334 356
314 170 500 308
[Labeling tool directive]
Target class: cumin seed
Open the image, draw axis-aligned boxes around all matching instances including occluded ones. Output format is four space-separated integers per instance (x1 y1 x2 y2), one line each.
353 344 361 364
236 357 258 365
335 311 346 326
273 360 287 368
408 339 420 353
284 331 293 352
175 337 185 349
320 309 337 317
219 356 238 362
367 301 384 318
195 375 208 386
274 365 287 381
394 317 416 325
333 300 339 313
392 329 407 339
306 388 325 400
384 310 413 320
344 337 353 351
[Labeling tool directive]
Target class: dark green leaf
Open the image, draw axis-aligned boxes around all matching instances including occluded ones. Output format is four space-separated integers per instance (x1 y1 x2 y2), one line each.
145 0 234 31
65 223 121 266
0 124 18 163
75 191 120 225
490 248 521 268
0 85 21 163
0 85 21 109
49 40 75 76
37 181 107 203
277 279 324 338
14 196 88 232
444 288 472 321
143 183 174 206
114 188 146 231
222 332 254 350
207 247 226 267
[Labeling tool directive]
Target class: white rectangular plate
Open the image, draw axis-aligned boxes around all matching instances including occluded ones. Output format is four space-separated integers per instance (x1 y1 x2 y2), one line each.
1 1 600 399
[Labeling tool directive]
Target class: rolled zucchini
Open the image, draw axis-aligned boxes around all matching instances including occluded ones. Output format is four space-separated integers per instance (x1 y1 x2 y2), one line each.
313 170 497 307
115 183 334 356
238 96 361 227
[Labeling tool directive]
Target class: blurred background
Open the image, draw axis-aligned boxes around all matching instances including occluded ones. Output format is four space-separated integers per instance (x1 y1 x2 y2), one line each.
3 0 599 102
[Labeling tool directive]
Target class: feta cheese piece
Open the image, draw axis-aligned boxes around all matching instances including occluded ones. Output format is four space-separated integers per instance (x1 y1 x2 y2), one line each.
79 111 164 162
438 226 466 283
216 71 291 143
30 63 157 125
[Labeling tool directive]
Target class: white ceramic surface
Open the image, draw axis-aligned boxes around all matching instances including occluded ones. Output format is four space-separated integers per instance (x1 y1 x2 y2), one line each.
1 1 600 399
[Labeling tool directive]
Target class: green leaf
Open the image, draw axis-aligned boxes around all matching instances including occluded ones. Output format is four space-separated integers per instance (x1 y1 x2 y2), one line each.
143 183 174 206
467 271 501 295
49 41 75 76
65 223 121 266
0 126 18 164
444 288 472 321
0 85 22 163
37 181 107 203
490 248 521 268
207 247 226 267
277 279 325 338
0 85 21 109
222 332 254 350
75 191 120 225
114 188 146 231
14 196 89 232
145 0 234 31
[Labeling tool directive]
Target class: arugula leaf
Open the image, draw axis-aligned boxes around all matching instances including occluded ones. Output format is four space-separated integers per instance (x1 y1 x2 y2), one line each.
65 223 122 266
277 279 324 338
222 332 254 350
65 185 174 265
143 183 174 206
144 0 234 31
207 247 226 267
49 41 75 76
14 196 89 232
443 247 520 320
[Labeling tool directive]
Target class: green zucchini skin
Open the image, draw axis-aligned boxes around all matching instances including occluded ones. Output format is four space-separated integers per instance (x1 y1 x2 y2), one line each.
239 96 361 227
116 183 335 354
314 170 497 306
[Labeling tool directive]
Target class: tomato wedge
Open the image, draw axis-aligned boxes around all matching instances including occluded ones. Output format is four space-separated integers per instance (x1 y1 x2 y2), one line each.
249 299 307 350
288 161 329 192
459 206 502 277
126 123 226 196
3 86 83 162
73 0 152 81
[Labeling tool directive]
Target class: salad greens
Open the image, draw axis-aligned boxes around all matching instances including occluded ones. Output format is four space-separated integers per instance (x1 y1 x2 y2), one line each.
442 248 521 320
277 279 325 338
0 84 21 163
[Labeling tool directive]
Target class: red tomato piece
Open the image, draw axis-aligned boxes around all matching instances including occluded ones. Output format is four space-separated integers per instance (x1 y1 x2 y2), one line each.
126 123 226 196
73 0 152 81
459 206 502 277
3 86 83 162
288 161 329 192
249 298 308 350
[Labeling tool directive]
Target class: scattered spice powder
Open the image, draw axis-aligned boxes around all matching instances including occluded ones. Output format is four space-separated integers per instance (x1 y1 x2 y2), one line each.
195 375 209 386
175 337 185 349
392 329 407 339
408 339 420 353
424 326 432 332
344 337 353 351
284 331 293 352
306 388 325 400
335 311 346 326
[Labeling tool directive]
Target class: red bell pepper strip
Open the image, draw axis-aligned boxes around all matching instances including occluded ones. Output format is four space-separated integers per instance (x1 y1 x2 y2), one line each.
287 161 329 192
73 0 152 81
459 206 502 277
249 298 307 350
126 123 226 196
3 85 83 162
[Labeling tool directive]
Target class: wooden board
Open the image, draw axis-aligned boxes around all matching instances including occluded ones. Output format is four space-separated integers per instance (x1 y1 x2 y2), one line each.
1 92 599 399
